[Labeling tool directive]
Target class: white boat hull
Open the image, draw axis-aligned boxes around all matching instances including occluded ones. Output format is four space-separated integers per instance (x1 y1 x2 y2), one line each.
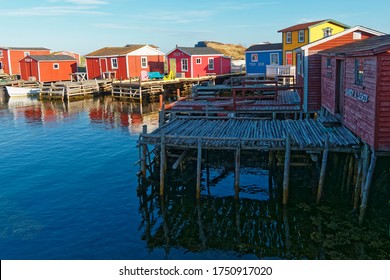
5 86 40 97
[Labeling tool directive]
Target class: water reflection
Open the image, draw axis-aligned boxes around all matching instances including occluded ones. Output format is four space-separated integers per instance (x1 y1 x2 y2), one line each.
0 95 159 134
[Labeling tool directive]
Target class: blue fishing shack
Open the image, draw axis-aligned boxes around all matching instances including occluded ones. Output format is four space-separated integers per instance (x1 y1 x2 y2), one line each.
245 43 283 76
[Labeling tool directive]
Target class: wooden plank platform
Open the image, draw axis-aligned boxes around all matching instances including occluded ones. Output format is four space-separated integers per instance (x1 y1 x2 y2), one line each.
139 117 360 152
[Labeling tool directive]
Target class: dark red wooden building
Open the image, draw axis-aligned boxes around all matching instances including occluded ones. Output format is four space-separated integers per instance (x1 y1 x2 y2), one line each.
166 46 231 78
0 47 51 76
85 45 165 80
320 34 390 151
295 26 384 113
19 55 77 82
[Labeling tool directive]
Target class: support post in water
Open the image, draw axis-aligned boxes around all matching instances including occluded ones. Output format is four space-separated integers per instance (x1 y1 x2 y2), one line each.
359 149 377 225
235 139 241 199
196 138 202 199
141 125 147 178
316 136 330 204
283 134 291 205
160 135 166 196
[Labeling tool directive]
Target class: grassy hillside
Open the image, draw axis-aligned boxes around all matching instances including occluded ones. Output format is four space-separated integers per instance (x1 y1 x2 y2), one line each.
203 41 246 60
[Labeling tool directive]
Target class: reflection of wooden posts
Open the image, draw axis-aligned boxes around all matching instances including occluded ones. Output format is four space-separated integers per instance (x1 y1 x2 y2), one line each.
283 134 291 205
196 138 202 199
235 140 241 199
141 125 147 178
176 88 180 99
159 102 165 127
139 84 143 114
160 135 166 196
359 149 377 225
316 136 330 204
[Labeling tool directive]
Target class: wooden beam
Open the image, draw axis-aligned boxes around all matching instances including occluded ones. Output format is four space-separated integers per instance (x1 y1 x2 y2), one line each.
196 138 202 199
359 150 377 225
316 136 330 204
172 150 188 170
283 134 291 205
160 135 166 196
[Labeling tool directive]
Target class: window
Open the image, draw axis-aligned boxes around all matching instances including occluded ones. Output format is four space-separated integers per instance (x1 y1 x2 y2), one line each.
24 52 30 57
141 57 147 68
181 58 188 72
353 32 362 40
270 53 279 65
355 58 364 85
0 50 3 57
251 54 258 62
53 63 59 69
286 32 292 44
285 51 293 65
0 62 2 69
111 58 118 69
208 58 214 70
323 27 333 38
196 58 202 64
296 53 303 75
326 58 332 68
298 30 305 43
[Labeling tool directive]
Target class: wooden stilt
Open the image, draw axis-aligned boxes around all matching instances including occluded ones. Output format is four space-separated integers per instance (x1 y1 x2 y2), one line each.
346 154 355 192
159 102 165 127
283 134 291 205
196 138 202 199
235 140 241 199
341 154 349 191
141 125 147 178
176 88 180 99
172 150 188 170
160 135 166 196
353 151 363 209
359 150 376 225
316 136 330 204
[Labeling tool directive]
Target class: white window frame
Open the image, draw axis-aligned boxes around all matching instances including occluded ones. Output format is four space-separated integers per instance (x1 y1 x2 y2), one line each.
285 51 293 66
298 30 305 43
286 32 292 44
53 63 59 70
196 58 202 64
251 54 258 62
323 27 333 38
111 58 118 69
270 53 279 65
208 58 214 70
24 52 30 57
0 50 3 57
181 58 188 72
141 56 147 68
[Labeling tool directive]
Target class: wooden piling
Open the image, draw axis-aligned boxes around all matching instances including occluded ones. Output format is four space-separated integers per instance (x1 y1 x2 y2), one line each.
160 135 166 196
176 88 181 99
235 140 241 199
353 152 363 209
283 134 291 205
316 136 330 204
346 155 355 192
141 125 147 178
359 150 376 225
341 154 349 191
196 138 202 199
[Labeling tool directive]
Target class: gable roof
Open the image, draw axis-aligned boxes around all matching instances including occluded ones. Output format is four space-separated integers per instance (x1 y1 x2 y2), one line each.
319 34 390 56
1 47 50 51
246 43 283 52
175 47 223 56
28 55 77 61
85 45 165 57
278 19 349 33
295 26 385 52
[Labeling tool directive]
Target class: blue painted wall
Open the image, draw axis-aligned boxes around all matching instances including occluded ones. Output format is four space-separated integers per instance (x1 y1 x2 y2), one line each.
245 50 282 75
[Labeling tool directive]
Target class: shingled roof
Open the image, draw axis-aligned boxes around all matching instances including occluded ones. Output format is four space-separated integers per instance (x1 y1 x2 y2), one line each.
177 47 223 56
28 55 76 61
246 43 282 52
319 34 390 56
278 19 349 33
85 45 147 57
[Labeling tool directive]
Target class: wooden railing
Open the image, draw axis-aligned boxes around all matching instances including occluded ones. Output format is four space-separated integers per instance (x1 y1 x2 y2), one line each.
266 65 296 78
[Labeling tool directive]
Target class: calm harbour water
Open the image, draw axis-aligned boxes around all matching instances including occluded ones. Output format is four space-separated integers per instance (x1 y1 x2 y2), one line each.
0 93 389 260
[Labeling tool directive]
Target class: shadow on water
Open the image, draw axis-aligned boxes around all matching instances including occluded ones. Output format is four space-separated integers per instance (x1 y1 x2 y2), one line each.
137 151 390 259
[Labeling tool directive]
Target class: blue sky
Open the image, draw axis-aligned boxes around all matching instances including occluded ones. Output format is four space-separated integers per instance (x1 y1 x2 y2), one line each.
1 0 389 55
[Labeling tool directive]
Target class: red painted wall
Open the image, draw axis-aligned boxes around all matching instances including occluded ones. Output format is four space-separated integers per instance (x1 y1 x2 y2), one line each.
376 52 390 150
299 31 378 112
20 57 77 82
86 58 101 79
0 48 50 75
167 50 192 78
127 55 164 78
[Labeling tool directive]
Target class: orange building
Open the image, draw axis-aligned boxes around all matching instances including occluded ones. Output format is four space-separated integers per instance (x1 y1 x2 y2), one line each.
0 47 50 75
19 55 77 82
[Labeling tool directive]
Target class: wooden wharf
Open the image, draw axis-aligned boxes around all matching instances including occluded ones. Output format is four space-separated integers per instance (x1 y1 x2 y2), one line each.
39 80 100 100
137 114 379 223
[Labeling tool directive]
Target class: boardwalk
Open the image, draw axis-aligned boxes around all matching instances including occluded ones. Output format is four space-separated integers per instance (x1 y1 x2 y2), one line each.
140 117 360 152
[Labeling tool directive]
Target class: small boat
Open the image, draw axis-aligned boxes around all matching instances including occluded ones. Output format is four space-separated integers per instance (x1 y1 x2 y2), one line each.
5 86 40 97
